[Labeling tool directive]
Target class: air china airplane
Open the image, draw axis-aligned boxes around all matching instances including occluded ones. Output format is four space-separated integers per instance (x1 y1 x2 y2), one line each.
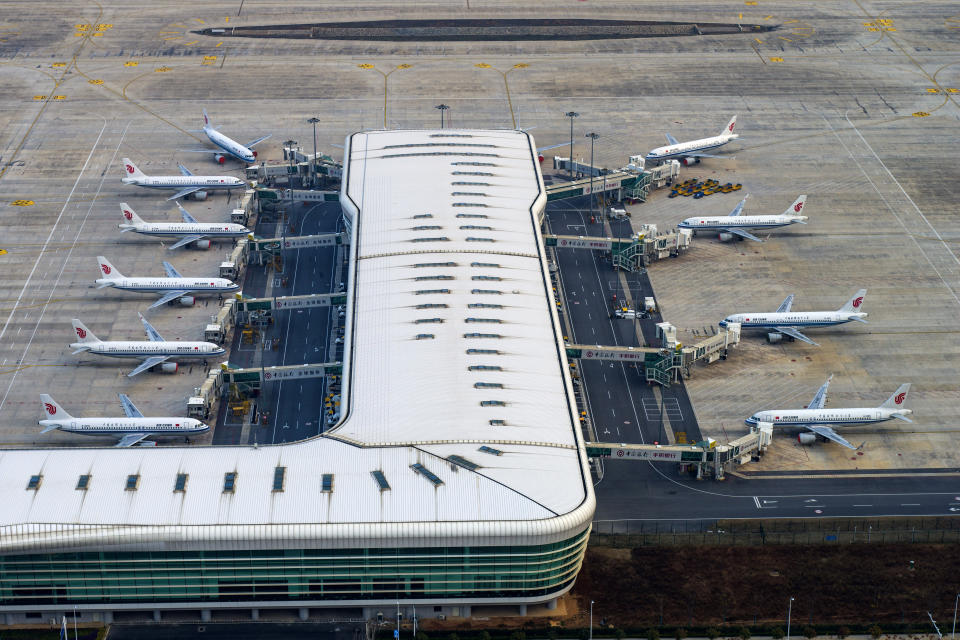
70 314 225 377
677 195 808 242
718 289 867 346
645 115 738 166
95 256 239 309
118 202 250 250
39 393 208 447
121 157 246 201
180 109 271 164
745 376 912 450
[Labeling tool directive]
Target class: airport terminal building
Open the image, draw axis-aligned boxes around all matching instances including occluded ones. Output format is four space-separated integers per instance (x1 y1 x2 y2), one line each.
0 130 596 623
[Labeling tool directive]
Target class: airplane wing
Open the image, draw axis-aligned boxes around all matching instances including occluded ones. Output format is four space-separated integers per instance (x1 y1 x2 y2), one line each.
776 294 795 314
138 312 164 341
149 290 191 309
536 142 568 153
115 433 150 447
728 195 749 216
806 425 858 450
177 163 194 177
245 134 271 148
167 187 201 201
177 203 198 224
161 261 183 278
168 235 207 250
808 375 832 410
664 133 679 145
778 326 820 346
118 393 144 418
684 151 731 159
127 356 169 377
721 227 763 242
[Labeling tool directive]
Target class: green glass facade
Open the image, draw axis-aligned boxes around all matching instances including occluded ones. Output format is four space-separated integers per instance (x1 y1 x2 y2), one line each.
0 528 588 606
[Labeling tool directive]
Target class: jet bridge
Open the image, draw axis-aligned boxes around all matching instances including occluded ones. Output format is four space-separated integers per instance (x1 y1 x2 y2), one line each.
585 423 771 480
545 226 692 272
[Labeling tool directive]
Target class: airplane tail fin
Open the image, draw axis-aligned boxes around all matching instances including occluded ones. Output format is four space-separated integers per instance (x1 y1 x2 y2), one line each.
881 383 910 410
722 115 738 137
96 256 124 280
119 203 144 228
839 288 867 313
121 158 146 179
71 319 99 344
202 108 211 128
785 195 808 217
40 394 72 421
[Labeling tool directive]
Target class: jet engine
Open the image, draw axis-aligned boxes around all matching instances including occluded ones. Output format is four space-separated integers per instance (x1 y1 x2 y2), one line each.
718 232 735 242
191 191 208 201
178 296 196 307
214 153 226 164
797 432 817 445
192 239 211 250
682 157 700 166
157 362 178 374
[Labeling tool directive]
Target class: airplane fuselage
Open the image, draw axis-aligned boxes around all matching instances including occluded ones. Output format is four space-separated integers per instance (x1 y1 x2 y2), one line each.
206 126 257 163
120 222 249 238
720 311 866 330
745 407 910 427
71 340 225 359
646 133 737 162
678 214 806 231
122 176 245 190
96 277 239 293
39 416 208 436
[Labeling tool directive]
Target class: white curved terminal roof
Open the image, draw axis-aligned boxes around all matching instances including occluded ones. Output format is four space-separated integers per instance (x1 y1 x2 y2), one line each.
0 129 594 553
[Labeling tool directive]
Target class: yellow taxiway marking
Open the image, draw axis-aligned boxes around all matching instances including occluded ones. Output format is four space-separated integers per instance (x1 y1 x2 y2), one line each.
194 18 205 24
778 36 793 42
738 13 743 19
124 61 138 67
946 88 959 93
170 23 187 28
32 95 46 100
927 87 940 93
782 19 798 24
913 111 930 117
0 249 7 256
52 62 66 68
184 40 199 45
155 66 172 72
215 41 223 47
754 37 763 43
162 36 179 40
770 56 784 62
225 16 229 22
88 78 103 84
764 15 773 20
11 200 34 206
52 95 65 100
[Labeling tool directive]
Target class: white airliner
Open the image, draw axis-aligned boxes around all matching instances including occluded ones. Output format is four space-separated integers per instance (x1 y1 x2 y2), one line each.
118 202 250 250
39 393 208 447
70 314 225 377
745 376 912 450
645 115 738 165
121 157 246 201
180 109 271 164
95 256 240 309
677 195 808 242
718 289 867 346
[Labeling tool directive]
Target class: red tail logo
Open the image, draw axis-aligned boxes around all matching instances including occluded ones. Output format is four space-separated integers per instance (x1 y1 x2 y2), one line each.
44 402 56 415
794 202 803 212
123 209 133 220
75 327 87 339
125 164 135 174
852 296 863 308
100 264 111 275
728 122 735 132
894 392 906 405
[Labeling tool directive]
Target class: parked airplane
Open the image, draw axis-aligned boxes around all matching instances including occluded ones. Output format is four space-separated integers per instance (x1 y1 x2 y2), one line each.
95 256 240 309
118 202 250 250
745 376 912 450
677 195 808 242
121 157 246 200
70 315 225 377
180 109 271 164
718 289 867 346
39 393 208 447
645 115 738 166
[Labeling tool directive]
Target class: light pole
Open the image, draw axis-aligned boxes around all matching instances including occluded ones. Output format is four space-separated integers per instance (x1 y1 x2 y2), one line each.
307 117 320 188
585 132 599 220
786 596 795 640
435 104 450 129
589 600 594 640
952 592 958 639
565 111 579 180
